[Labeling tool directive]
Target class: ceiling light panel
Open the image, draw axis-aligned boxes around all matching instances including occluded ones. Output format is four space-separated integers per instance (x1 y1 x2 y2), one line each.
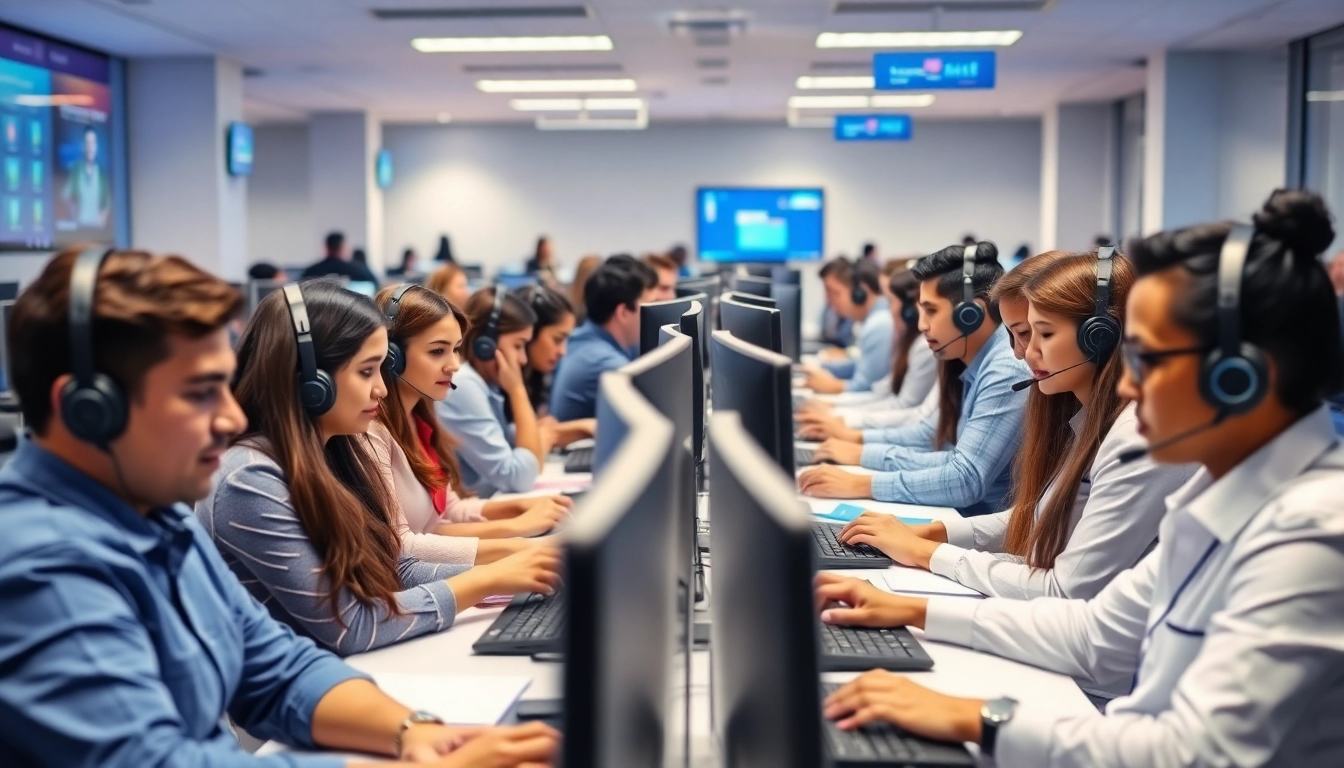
375 5 589 20
476 78 637 93
815 31 1022 48
412 36 614 53
509 98 645 111
795 76 875 89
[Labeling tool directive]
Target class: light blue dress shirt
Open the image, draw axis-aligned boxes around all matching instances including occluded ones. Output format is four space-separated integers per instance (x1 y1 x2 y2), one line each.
859 328 1029 516
0 439 363 767
549 320 637 422
824 298 894 393
437 362 540 496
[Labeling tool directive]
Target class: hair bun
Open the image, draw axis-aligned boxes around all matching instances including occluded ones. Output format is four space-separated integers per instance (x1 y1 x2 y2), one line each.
974 241 999 263
1252 189 1336 262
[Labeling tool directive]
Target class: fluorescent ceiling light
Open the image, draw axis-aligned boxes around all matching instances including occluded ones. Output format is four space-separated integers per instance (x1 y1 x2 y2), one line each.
1306 90 1344 102
816 30 1022 48
477 78 637 93
412 35 614 53
796 76 876 89
510 98 646 111
788 94 934 109
537 101 648 131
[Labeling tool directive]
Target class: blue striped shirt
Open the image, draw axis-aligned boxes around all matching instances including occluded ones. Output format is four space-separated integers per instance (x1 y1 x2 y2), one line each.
859 328 1029 515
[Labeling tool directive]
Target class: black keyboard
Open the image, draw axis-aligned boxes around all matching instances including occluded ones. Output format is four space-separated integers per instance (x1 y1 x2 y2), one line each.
564 447 594 474
471 592 566 656
812 523 893 570
819 623 934 672
822 684 974 767
796 446 816 467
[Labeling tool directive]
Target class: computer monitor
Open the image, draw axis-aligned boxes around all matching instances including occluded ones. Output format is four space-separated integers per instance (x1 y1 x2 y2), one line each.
640 294 706 356
496 273 537 292
676 275 720 299
0 299 13 398
718 296 782 355
0 282 17 301
771 283 803 362
707 410 823 768
621 334 692 469
731 275 774 298
710 330 794 475
563 373 680 768
345 280 377 298
246 281 284 319
772 266 802 285
726 292 775 309
697 187 825 264
661 319 705 466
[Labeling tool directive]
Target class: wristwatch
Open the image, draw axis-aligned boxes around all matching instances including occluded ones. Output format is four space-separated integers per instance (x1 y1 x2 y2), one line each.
394 710 445 756
980 697 1018 758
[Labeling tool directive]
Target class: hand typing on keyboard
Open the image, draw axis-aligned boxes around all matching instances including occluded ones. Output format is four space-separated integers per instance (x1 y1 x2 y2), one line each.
824 670 985 746
449 544 563 609
839 512 946 569
798 465 872 499
810 438 863 466
814 573 927 629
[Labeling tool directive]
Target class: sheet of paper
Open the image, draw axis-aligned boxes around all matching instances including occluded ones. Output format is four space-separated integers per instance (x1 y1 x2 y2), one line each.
812 502 931 526
880 567 985 598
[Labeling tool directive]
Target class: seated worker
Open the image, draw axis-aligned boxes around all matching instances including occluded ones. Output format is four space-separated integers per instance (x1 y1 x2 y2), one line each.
814 190 1344 767
802 257 894 395
302 230 380 286
799 242 1029 516
548 256 654 421
0 248 557 766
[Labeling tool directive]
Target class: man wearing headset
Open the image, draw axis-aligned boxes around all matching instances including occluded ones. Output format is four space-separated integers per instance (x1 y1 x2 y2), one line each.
0 249 557 766
801 257 894 395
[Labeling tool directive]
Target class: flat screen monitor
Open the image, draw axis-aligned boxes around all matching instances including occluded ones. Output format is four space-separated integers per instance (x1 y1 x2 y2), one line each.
227 122 253 176
731 275 773 298
719 296 781 355
563 372 680 768
772 283 803 362
707 410 823 768
639 294 705 356
496 273 536 292
0 22 118 250
375 148 393 189
772 266 802 285
666 304 706 465
710 330 794 475
676 275 720 298
697 187 824 264
727 291 775 309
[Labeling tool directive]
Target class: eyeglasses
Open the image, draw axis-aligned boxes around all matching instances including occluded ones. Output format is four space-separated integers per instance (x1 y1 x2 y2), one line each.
1120 339 1209 385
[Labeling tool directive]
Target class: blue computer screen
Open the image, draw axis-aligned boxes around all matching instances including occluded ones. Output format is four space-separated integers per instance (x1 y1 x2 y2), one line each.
697 187 824 263
227 122 253 176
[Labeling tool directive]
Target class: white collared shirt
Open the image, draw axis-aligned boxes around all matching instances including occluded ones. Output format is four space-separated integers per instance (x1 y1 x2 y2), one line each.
929 403 1199 600
841 341 939 428
925 406 1344 767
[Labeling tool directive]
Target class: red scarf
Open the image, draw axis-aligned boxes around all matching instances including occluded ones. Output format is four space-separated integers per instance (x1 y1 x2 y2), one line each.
413 416 448 514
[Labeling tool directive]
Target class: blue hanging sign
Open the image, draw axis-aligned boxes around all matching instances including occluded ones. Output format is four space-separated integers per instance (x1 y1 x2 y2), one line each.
834 114 913 141
874 51 996 90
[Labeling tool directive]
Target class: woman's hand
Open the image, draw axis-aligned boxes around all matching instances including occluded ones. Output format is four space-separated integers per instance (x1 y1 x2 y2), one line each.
494 349 526 395
839 513 942 570
823 670 983 745
803 366 846 395
810 438 864 466
813 572 927 629
798 465 872 499
506 498 571 537
449 544 562 607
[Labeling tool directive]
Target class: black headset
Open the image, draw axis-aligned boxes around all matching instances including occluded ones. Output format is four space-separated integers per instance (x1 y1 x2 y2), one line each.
283 283 337 417
472 284 508 361
899 290 919 327
952 243 986 335
60 248 128 447
1200 224 1269 416
383 283 420 376
850 258 870 306
1077 245 1121 362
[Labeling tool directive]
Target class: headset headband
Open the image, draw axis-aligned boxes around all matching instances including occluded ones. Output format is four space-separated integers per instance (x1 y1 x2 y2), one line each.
69 248 111 388
385 283 419 323
1094 245 1114 318
1217 225 1254 359
961 244 977 306
283 283 320 384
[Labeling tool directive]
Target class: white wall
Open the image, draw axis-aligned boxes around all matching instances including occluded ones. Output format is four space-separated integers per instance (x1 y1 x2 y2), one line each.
248 124 313 268
1217 49 1288 220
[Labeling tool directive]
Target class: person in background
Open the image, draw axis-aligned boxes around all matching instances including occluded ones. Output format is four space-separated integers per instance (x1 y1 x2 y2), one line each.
199 281 561 655
352 249 368 267
568 254 603 325
387 248 418 278
427 262 471 309
526 236 559 288
819 254 857 350
668 243 693 278
643 253 679 302
302 231 380 286
961 234 978 247
814 189 1344 768
801 242 1029 517
861 242 879 262
371 285 572 565
434 234 456 263
248 261 285 282
0 248 558 766
838 250 1197 606
1328 249 1344 297
802 257 893 394
1012 244 1031 264
438 287 554 496
549 257 653 421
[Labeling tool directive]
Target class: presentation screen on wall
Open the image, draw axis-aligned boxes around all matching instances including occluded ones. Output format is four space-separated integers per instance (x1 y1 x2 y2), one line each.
376 148 393 189
874 51 996 90
228 122 253 176
0 23 115 250
834 114 912 141
697 187 824 263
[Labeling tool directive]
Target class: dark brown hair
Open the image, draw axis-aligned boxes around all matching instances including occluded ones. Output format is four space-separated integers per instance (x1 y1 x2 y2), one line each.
426 263 465 298
9 246 242 434
887 269 921 395
463 286 539 366
1000 251 1135 569
375 284 472 498
233 280 403 622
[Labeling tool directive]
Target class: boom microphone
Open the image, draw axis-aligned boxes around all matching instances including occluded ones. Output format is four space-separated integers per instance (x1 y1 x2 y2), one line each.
1118 417 1222 464
1011 360 1094 392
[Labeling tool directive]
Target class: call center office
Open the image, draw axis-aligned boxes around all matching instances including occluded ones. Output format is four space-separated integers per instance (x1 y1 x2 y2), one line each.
2 2 1344 767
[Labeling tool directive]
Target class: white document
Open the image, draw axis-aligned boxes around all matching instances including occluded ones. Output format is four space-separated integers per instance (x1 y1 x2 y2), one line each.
881 567 985 598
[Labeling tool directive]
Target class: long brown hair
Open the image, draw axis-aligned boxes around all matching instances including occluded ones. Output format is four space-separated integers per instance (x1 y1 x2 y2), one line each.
233 280 403 621
569 255 602 323
887 269 921 395
1000 251 1135 569
463 286 539 368
426 263 464 298
375 284 472 497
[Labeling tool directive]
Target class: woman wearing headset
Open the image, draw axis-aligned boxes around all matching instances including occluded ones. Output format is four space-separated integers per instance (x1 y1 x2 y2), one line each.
833 250 1197 602
513 285 598 447
197 281 561 655
436 286 555 496
368 284 573 567
797 268 939 440
814 190 1344 766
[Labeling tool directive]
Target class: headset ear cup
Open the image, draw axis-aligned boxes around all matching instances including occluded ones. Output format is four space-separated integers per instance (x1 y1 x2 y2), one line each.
300 369 337 417
1199 344 1269 416
59 373 128 446
1078 316 1120 362
901 302 919 327
851 283 867 306
953 301 984 336
473 335 497 363
385 340 406 377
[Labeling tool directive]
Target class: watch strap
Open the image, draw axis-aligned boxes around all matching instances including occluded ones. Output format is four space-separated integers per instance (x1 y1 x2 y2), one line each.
394 710 445 756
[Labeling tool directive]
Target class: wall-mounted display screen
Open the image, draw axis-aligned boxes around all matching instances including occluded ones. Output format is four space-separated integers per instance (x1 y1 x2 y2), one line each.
834 114 913 141
0 22 115 250
228 122 253 176
375 148 393 189
874 51 997 90
697 187 824 263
